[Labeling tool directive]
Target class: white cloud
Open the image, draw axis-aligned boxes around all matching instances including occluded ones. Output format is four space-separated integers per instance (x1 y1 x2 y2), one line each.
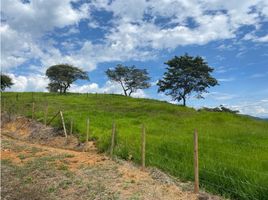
92 0 267 50
104 14 234 50
69 81 120 94
254 34 268 42
131 90 147 98
88 21 100 29
1 0 90 70
6 73 49 92
1 0 89 36
260 99 268 103
218 77 235 82
35 40 155 72
215 66 235 74
215 55 225 61
0 24 30 69
205 92 236 100
229 100 268 118
243 33 268 43
1 0 268 73
250 72 268 79
4 73 148 98
61 27 80 36
70 80 148 98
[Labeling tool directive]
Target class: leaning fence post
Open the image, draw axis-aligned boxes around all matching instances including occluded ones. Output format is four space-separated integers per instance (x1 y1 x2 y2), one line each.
141 124 146 170
60 111 68 139
194 129 199 194
32 102 35 119
110 121 116 156
86 117 90 142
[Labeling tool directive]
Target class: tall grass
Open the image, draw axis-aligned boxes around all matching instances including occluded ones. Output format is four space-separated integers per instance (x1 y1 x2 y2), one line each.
1 92 268 200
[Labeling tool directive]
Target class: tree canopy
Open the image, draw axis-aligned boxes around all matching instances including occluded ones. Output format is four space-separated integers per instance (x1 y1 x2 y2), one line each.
157 54 218 106
46 64 89 93
1 74 14 91
198 105 239 114
106 64 151 96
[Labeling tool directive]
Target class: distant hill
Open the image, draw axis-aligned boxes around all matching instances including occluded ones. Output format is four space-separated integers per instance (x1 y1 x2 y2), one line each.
241 114 268 121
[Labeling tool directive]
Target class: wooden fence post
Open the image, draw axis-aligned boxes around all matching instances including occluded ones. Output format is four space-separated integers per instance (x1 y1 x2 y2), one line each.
16 93 18 101
70 118 73 135
86 117 90 142
110 122 116 156
21 102 25 116
141 124 146 170
44 102 48 125
60 111 68 139
8 105 11 121
32 102 35 119
15 103 19 115
194 129 199 194
2 99 5 112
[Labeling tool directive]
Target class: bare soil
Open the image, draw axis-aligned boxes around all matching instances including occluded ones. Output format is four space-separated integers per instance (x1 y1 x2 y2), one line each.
1 114 221 200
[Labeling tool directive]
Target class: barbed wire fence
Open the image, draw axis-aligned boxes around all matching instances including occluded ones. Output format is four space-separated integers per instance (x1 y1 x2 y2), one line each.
1 93 268 200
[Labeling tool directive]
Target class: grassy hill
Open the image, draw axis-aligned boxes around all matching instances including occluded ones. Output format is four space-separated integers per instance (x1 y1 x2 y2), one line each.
2 92 268 200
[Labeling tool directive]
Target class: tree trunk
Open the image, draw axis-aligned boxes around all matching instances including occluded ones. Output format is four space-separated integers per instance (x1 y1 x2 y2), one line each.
119 81 128 96
63 83 68 94
123 89 128 96
128 90 133 96
182 96 186 106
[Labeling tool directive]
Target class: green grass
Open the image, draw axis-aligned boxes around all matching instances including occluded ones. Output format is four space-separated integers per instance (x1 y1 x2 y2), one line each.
2 92 268 200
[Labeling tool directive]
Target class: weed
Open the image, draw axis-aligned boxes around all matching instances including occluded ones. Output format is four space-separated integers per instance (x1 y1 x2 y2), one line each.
58 179 72 189
58 164 69 171
31 146 42 154
62 153 75 158
18 154 27 160
23 176 33 184
48 186 56 193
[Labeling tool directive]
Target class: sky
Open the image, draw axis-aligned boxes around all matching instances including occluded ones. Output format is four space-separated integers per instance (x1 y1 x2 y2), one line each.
1 0 268 118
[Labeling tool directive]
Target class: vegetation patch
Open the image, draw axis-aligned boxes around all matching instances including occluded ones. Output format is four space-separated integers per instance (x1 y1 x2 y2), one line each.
2 92 268 199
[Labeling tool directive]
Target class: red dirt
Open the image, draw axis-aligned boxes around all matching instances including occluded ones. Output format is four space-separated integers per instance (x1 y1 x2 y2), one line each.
1 115 221 200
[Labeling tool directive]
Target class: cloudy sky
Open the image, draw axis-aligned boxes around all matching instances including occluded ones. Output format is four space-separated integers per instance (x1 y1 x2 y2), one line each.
1 0 268 117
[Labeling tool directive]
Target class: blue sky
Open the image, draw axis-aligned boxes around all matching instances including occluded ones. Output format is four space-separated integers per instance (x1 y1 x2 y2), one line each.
1 0 268 117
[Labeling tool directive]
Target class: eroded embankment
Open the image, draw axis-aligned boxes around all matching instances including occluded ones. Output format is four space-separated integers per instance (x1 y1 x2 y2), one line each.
1 113 203 200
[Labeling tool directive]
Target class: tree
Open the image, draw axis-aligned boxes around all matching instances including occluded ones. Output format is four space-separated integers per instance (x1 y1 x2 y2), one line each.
47 82 61 93
198 105 239 114
46 64 89 93
157 54 218 106
106 64 151 96
1 74 14 91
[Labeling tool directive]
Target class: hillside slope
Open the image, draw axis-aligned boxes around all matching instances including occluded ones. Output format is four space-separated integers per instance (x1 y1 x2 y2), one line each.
2 92 268 200
1 121 198 200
